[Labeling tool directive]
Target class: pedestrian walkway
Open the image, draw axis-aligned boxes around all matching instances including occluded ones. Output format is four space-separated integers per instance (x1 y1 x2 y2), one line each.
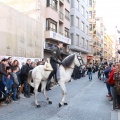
0 73 119 120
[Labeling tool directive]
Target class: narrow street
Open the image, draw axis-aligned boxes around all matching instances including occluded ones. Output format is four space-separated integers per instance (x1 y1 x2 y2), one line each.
0 73 118 120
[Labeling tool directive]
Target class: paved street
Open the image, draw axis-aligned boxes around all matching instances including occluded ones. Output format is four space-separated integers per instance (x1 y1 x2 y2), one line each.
0 73 119 120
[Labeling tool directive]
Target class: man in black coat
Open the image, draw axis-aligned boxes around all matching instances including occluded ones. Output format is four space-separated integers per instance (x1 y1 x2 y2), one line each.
21 59 31 97
7 57 12 69
0 58 9 98
46 42 63 91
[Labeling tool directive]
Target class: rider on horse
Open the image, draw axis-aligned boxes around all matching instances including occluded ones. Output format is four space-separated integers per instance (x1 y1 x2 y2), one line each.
46 42 63 91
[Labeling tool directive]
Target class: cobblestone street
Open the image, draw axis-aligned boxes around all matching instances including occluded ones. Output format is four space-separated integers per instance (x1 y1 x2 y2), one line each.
0 73 119 120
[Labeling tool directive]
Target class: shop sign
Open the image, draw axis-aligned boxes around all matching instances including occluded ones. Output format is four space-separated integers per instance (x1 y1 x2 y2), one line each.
50 31 71 44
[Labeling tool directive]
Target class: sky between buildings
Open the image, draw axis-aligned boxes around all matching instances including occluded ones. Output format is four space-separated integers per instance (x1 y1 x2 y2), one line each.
96 0 120 34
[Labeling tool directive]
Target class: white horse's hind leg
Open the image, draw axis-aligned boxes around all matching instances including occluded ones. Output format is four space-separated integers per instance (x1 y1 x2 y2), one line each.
59 82 67 107
41 81 52 104
34 79 41 107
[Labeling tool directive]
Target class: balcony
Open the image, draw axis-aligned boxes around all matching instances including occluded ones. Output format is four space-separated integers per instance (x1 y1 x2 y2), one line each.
45 31 71 44
59 11 64 21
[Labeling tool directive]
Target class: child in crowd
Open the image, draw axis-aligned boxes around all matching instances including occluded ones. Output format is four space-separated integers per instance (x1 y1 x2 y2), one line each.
2 67 13 95
12 66 19 101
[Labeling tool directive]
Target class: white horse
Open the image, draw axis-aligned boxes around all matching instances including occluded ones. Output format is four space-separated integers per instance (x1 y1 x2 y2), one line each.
28 54 83 107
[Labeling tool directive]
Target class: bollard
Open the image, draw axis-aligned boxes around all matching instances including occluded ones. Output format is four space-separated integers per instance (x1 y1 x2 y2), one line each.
113 87 117 110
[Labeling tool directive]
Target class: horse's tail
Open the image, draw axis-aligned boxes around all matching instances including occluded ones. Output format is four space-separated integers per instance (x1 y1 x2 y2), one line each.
28 70 34 88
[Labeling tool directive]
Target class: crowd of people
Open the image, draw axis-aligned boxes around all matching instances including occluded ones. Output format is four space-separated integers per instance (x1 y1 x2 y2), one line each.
71 62 99 80
0 57 46 105
102 63 120 109
72 61 120 110
0 56 120 110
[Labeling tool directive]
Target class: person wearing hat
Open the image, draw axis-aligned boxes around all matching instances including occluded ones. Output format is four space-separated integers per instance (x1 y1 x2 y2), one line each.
46 42 63 91
0 58 10 99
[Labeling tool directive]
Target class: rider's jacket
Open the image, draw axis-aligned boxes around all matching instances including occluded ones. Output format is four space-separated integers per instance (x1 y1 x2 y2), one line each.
50 46 62 70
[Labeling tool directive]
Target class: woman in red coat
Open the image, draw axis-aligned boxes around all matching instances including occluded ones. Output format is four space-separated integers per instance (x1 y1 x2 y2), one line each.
107 64 116 86
107 64 116 101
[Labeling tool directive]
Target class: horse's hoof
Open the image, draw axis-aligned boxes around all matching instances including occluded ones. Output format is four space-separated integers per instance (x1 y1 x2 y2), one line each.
64 103 68 105
36 105 41 108
49 101 52 104
59 103 62 108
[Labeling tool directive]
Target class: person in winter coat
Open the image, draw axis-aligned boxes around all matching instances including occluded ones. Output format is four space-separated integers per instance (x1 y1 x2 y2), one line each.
21 59 31 97
2 67 13 94
12 66 19 101
107 64 116 101
104 65 111 97
0 58 9 99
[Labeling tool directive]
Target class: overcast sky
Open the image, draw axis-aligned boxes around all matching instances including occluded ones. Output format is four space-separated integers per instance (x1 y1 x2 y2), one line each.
96 0 120 34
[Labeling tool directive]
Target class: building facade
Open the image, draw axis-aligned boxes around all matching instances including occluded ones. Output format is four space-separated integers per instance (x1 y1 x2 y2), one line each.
43 0 71 59
0 2 43 58
89 0 96 63
105 35 113 61
70 0 90 64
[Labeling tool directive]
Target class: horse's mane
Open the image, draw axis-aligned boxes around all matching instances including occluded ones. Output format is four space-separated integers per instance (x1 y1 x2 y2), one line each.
62 54 75 68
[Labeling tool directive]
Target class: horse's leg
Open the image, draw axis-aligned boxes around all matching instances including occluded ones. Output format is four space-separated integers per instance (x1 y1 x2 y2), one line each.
34 79 41 108
59 82 67 107
41 81 52 104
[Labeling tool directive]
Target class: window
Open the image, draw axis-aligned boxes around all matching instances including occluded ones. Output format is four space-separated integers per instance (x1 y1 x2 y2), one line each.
46 18 57 32
65 28 69 38
71 15 74 26
65 9 70 20
89 11 92 19
46 0 57 11
81 22 84 32
81 6 84 16
81 37 84 47
86 11 88 20
76 0 79 10
89 0 92 7
76 35 79 46
89 24 92 31
86 40 88 49
86 25 88 34
76 17 79 28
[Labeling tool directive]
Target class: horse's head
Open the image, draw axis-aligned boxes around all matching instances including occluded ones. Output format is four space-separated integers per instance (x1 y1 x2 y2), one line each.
74 54 84 67
62 54 84 68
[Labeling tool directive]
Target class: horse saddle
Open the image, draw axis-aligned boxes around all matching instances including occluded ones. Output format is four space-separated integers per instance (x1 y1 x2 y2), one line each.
44 59 53 71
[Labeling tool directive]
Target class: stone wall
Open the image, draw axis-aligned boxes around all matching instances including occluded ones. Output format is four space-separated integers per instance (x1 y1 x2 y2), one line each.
0 2 44 58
